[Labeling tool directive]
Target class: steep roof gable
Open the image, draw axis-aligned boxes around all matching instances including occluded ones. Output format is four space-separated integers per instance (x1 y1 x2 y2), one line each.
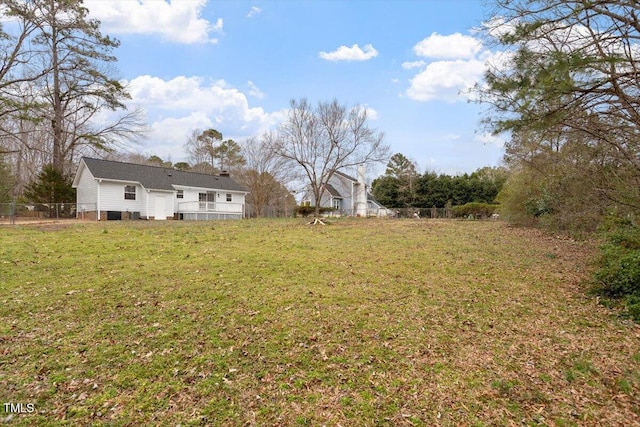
333 170 359 182
324 183 342 198
79 157 248 192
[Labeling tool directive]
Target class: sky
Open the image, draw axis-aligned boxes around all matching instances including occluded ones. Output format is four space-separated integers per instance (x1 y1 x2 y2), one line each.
82 0 507 177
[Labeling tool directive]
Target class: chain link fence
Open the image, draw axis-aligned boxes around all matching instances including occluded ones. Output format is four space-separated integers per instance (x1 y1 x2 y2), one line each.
0 203 87 224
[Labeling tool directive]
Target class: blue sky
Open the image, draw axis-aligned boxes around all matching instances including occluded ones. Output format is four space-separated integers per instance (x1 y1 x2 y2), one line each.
84 0 506 177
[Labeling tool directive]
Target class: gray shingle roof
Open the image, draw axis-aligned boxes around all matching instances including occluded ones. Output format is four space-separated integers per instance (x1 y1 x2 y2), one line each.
333 170 359 182
324 183 342 198
81 157 248 192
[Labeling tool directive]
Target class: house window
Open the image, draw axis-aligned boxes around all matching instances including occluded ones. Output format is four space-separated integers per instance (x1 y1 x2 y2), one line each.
199 192 215 210
226 193 232 202
199 192 215 202
176 190 184 199
124 185 136 200
333 199 341 210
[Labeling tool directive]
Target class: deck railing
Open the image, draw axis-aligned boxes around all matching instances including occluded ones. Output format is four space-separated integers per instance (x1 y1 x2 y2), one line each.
177 201 244 214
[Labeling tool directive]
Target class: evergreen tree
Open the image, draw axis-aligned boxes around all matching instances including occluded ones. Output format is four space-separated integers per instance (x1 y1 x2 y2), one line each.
384 153 418 207
23 164 75 203
477 0 640 227
371 175 401 208
215 139 245 173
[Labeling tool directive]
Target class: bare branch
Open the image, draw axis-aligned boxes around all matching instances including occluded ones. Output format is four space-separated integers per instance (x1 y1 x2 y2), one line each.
269 98 389 217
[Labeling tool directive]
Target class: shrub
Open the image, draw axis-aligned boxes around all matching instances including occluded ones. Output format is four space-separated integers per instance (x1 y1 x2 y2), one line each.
451 202 499 219
294 205 335 217
495 170 540 226
594 250 640 298
592 218 640 300
625 296 640 323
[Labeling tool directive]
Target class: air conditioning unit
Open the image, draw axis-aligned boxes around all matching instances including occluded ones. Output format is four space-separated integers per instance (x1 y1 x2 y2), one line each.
107 211 122 220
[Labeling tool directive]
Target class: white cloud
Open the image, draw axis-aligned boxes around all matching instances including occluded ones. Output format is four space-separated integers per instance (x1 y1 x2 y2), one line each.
406 58 486 102
247 81 265 99
122 75 287 159
247 6 262 18
212 18 224 34
477 16 515 41
350 105 379 121
84 0 220 44
149 112 214 153
404 30 511 103
363 106 378 121
414 32 482 59
319 44 378 61
401 60 426 70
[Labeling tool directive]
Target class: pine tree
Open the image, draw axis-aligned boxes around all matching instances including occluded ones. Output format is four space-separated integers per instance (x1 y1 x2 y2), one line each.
23 164 75 203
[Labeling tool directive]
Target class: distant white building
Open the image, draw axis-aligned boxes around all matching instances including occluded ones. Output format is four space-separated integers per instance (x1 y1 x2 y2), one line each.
72 157 248 220
304 165 393 217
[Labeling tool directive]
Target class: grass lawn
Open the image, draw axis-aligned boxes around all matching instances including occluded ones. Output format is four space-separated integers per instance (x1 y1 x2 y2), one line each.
1 218 639 426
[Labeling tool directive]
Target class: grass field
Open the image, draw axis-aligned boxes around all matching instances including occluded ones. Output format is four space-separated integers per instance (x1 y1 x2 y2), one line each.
1 218 639 426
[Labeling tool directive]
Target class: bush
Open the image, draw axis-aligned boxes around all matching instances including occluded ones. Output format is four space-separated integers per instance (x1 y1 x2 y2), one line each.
592 218 640 300
294 205 335 217
451 202 499 219
594 250 640 298
625 296 640 323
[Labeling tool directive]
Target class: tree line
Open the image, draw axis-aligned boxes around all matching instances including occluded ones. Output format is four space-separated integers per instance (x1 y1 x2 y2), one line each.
475 0 640 317
371 153 507 212
476 0 640 233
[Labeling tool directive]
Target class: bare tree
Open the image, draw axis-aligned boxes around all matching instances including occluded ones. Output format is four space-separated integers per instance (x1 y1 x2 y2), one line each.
238 133 295 217
269 98 389 218
0 94 51 197
184 128 210 173
0 0 49 135
1 0 147 174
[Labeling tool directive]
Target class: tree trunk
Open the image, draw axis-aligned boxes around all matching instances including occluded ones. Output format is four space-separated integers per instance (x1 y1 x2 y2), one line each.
51 20 64 173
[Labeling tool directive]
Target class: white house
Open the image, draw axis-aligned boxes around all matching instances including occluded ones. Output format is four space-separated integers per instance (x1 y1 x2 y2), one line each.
72 157 248 220
306 165 393 217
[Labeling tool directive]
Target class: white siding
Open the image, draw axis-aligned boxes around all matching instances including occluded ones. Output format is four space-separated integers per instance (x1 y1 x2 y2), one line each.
317 174 355 212
76 167 97 207
316 172 370 215
173 186 203 212
173 186 245 214
74 160 246 220
148 191 175 219
217 192 244 213
98 181 145 214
